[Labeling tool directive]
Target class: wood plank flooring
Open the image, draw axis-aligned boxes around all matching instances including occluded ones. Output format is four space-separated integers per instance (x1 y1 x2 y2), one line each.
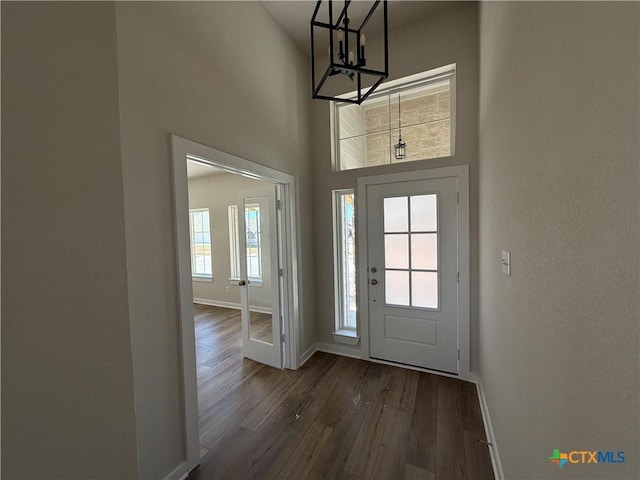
190 304 494 480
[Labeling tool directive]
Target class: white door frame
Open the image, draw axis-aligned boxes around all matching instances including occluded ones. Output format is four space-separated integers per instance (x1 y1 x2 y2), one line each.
170 135 301 471
356 165 471 381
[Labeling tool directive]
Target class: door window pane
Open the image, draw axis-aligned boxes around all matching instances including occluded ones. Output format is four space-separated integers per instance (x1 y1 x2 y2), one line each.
411 272 438 308
410 194 437 231
411 234 438 270
384 196 408 232
385 234 409 269
381 190 440 310
244 203 262 280
385 270 410 306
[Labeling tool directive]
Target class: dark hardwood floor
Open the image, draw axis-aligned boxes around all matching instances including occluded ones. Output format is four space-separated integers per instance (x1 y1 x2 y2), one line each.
191 304 494 480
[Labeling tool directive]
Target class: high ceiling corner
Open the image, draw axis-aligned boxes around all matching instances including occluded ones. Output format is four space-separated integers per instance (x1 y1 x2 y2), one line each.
260 1 464 57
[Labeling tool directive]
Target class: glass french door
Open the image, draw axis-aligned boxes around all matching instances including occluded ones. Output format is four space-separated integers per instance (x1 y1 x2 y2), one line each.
237 185 282 368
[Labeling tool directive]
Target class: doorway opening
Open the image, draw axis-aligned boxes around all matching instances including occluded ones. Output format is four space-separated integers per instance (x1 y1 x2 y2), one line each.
171 135 300 471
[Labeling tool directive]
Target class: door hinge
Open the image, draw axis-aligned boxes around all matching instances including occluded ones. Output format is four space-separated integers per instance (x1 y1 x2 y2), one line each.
281 333 285 343
458 348 460 360
279 268 284 277
457 192 460 204
457 272 460 283
276 199 282 210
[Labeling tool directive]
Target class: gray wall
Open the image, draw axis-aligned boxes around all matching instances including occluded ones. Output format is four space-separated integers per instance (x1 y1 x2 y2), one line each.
188 172 272 309
1 2 139 478
311 3 480 364
478 2 639 478
114 2 314 478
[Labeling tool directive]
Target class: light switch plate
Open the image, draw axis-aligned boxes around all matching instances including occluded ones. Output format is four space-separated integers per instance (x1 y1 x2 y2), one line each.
501 250 511 275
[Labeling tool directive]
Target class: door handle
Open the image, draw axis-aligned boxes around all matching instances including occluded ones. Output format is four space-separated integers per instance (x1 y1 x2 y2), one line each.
370 279 378 285
238 280 246 286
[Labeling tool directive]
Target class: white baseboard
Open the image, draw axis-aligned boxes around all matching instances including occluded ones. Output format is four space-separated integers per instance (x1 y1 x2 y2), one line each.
476 377 504 480
298 344 317 367
315 341 363 359
163 461 188 480
193 298 272 315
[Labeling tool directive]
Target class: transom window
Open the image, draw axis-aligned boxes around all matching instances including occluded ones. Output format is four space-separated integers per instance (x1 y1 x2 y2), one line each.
332 66 455 171
383 194 439 309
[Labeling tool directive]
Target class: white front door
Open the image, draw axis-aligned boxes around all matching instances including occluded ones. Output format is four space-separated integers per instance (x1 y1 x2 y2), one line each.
367 177 459 373
237 185 282 368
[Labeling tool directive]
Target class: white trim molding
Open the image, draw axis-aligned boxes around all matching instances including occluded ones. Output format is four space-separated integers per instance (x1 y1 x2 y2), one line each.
171 135 302 473
332 330 360 345
315 341 363 360
298 344 318 367
162 462 188 480
476 378 503 480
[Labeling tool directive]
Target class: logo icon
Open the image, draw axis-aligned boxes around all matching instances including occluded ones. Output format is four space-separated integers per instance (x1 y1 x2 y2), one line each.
549 449 569 468
549 449 625 467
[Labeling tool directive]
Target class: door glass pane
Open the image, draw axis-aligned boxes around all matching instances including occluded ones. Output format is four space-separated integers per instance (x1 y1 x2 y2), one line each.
410 194 437 232
384 196 408 232
244 196 273 344
411 234 438 270
411 271 438 308
385 234 409 269
385 270 410 306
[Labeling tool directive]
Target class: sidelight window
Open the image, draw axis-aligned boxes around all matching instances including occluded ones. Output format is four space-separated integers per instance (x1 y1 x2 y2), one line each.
333 190 357 334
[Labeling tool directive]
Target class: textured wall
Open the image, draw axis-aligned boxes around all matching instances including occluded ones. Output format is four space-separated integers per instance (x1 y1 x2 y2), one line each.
114 2 314 477
478 2 639 478
1 2 138 478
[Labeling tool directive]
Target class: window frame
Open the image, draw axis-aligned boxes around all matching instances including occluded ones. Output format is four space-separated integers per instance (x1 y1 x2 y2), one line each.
332 189 359 344
330 64 456 172
189 207 213 281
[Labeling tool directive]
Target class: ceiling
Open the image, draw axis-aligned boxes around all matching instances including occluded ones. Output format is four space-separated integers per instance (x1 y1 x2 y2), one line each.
186 160 227 180
260 1 459 56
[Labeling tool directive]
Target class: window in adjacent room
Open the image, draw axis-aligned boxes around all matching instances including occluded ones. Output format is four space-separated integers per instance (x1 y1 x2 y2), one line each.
228 203 263 283
333 189 358 342
189 208 212 279
332 65 455 171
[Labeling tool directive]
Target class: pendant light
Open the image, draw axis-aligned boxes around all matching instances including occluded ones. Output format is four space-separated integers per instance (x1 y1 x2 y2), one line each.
394 93 406 160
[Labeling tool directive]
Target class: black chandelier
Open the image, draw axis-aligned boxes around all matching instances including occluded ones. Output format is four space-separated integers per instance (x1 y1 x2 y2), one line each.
311 0 388 104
